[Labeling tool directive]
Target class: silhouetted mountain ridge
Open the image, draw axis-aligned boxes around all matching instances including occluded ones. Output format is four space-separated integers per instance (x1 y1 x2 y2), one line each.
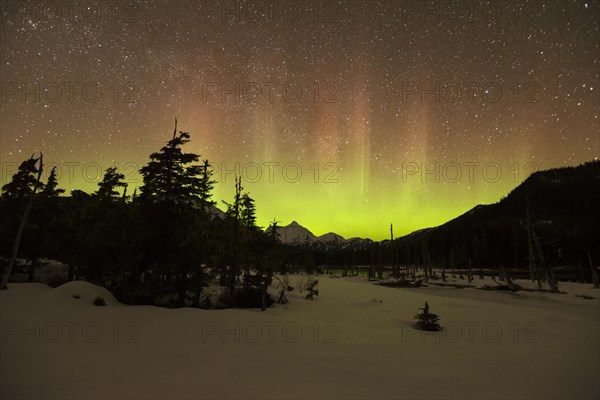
392 160 600 270
280 161 599 276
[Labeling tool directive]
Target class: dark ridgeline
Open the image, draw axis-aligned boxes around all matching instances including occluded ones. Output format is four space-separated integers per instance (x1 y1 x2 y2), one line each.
289 161 600 285
390 160 600 284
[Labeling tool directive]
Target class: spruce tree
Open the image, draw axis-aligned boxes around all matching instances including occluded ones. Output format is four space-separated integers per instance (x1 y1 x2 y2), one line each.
305 279 319 300
1 156 43 200
199 159 216 205
240 193 257 229
414 301 441 331
223 176 243 220
28 166 65 282
95 167 127 200
41 167 65 198
139 128 209 204
223 176 243 296
135 125 214 305
222 178 265 306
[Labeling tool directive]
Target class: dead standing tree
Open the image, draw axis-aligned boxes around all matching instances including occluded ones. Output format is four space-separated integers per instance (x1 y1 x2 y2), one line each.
1 154 44 290
526 195 539 284
525 195 559 292
390 223 397 278
588 251 600 288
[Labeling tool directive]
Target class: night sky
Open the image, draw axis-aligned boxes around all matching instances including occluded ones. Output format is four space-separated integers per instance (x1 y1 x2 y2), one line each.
1 0 598 240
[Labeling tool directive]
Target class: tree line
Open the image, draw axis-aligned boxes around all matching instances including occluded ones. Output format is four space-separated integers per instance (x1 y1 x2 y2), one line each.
0 125 284 309
2 129 598 305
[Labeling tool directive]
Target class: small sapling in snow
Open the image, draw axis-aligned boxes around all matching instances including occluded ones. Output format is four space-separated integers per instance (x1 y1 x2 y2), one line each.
414 301 441 331
305 279 319 300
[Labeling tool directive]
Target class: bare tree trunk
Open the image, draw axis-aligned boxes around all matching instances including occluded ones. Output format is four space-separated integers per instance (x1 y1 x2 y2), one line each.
526 195 538 283
390 224 396 277
500 264 519 292
261 266 273 311
467 258 473 283
531 227 558 292
2 154 44 290
588 251 600 288
377 244 383 279
547 267 559 293
229 176 242 297
422 241 430 281
27 256 38 282
192 288 201 308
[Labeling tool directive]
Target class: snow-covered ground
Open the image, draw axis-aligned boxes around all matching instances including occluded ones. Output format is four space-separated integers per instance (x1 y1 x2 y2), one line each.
1 275 598 399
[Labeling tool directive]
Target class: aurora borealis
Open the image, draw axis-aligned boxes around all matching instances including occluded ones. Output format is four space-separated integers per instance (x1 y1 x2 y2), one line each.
1 0 598 240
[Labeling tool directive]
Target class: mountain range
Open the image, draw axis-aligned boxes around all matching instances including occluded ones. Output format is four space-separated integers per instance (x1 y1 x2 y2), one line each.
266 221 368 245
264 160 600 271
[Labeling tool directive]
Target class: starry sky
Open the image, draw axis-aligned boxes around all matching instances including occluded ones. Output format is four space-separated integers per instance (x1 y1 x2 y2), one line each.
1 0 598 240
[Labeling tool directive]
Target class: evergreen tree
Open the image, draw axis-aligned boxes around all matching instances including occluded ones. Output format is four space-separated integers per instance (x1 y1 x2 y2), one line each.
27 166 66 281
199 159 216 205
240 193 257 229
95 167 127 200
1 156 43 200
253 219 281 310
414 301 441 331
305 279 319 300
133 125 214 305
139 127 209 204
221 178 272 307
0 156 45 259
223 176 243 220
41 167 65 198
223 176 243 295
59 190 92 281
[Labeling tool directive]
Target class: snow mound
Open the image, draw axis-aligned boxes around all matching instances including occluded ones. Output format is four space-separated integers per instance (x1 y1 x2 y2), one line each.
46 280 120 306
